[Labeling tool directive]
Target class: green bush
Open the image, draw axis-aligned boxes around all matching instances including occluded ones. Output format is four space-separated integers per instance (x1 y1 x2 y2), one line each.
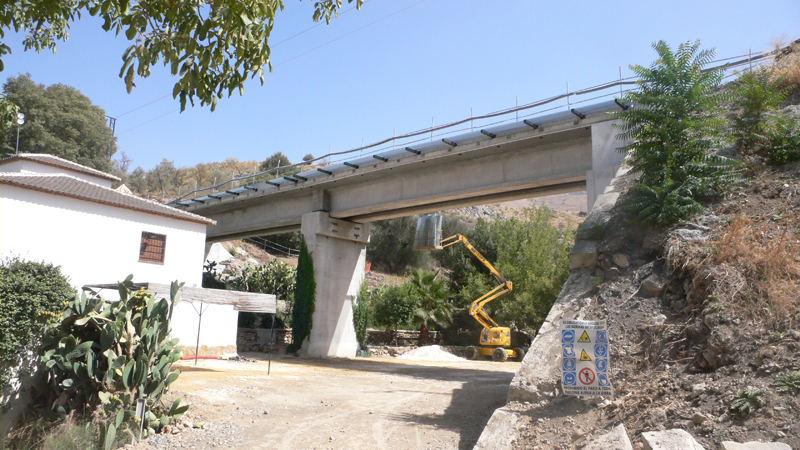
352 283 371 351
40 276 187 447
772 370 800 395
0 257 73 391
732 69 792 155
612 40 741 227
760 114 800 165
287 240 315 353
372 284 418 331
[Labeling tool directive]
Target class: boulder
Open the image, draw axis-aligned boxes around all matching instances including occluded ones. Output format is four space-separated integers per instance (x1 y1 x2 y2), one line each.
642 429 705 450
584 424 633 450
641 274 666 297
612 253 630 269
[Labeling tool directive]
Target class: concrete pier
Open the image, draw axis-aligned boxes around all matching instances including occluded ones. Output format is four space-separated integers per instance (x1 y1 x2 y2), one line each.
300 211 370 357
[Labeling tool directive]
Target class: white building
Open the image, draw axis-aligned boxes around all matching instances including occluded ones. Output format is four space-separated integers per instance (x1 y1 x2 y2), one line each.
0 153 238 356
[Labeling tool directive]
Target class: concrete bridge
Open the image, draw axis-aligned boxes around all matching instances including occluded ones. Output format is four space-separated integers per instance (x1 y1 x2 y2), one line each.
175 99 631 358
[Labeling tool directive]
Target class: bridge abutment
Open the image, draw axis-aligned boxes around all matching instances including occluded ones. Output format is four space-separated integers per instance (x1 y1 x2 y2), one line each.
300 211 370 357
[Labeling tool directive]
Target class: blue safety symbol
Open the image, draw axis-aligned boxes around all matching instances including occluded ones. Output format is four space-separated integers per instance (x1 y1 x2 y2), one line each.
598 374 611 386
562 330 575 343
595 358 607 373
562 344 575 358
596 330 608 344
564 372 576 386
563 358 576 372
594 344 608 358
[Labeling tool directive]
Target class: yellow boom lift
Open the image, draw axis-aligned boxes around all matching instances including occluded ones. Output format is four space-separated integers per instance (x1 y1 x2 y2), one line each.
413 215 525 362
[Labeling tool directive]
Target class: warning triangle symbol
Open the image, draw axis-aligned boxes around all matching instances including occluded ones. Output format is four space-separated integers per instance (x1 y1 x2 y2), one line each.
578 331 591 343
580 349 592 361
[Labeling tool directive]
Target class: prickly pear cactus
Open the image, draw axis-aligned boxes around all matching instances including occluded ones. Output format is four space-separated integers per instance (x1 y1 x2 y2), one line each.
40 275 188 446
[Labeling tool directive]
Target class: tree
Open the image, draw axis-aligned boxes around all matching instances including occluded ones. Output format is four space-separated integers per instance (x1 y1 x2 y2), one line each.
372 283 417 332
0 74 117 172
367 216 431 274
408 269 453 344
259 151 291 172
147 158 178 199
0 0 364 118
287 239 315 354
611 40 740 226
302 153 314 162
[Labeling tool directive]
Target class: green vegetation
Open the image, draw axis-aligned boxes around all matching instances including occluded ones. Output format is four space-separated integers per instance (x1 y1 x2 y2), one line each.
729 388 766 417
352 283 371 351
772 370 800 395
759 114 800 165
732 69 792 155
40 276 187 447
367 216 432 273
0 74 117 172
0 257 73 391
442 207 573 334
612 40 741 227
372 284 418 331
0 0 364 116
408 269 453 343
287 240 315 353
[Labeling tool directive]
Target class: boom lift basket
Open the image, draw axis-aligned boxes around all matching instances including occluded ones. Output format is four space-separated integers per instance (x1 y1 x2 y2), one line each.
413 215 443 251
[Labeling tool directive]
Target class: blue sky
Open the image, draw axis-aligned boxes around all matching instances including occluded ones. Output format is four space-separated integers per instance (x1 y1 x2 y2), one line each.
3 0 799 173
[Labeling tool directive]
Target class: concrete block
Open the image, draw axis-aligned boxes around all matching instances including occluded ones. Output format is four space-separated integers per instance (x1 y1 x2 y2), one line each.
472 407 520 450
569 240 598 270
508 269 595 402
584 424 633 450
721 442 792 450
642 429 705 450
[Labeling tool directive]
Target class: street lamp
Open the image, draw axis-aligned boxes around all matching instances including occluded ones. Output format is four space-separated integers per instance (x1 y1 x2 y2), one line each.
15 112 25 155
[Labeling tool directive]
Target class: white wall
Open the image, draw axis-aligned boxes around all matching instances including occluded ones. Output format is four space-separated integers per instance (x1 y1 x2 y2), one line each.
0 185 236 351
4 160 115 187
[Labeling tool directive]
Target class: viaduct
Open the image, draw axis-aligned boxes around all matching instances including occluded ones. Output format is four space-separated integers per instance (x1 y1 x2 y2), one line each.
173 99 631 358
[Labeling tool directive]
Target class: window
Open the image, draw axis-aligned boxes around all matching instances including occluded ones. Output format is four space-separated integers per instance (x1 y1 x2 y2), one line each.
139 232 166 264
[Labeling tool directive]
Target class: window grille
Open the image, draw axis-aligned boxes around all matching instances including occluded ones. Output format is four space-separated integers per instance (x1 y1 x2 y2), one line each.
139 232 166 264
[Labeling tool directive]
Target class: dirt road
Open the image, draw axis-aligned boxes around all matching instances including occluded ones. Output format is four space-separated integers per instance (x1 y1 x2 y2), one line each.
149 353 517 450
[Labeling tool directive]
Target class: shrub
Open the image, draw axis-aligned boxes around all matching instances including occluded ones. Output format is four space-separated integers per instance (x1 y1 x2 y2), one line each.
0 257 73 391
772 370 800 395
408 269 453 343
729 388 766 417
759 113 800 165
612 40 741 227
352 282 371 351
287 240 315 353
226 260 296 328
372 283 418 331
40 276 187 446
732 68 792 154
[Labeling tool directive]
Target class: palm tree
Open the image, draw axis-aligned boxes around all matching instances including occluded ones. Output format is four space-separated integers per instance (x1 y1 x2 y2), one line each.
408 269 453 345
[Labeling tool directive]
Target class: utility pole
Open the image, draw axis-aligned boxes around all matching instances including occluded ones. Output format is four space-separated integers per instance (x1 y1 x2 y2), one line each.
15 113 25 155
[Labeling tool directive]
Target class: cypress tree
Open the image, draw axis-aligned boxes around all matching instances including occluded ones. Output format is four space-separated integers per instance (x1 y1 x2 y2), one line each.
287 239 315 353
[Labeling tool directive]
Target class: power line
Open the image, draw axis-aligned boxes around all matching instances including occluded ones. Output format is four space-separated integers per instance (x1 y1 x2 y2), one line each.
117 108 180 135
274 0 429 68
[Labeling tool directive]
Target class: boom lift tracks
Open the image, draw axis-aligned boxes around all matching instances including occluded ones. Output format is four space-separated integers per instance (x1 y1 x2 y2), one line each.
413 215 524 362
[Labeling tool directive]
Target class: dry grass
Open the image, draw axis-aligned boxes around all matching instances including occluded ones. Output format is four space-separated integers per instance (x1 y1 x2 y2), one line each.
667 210 800 323
772 39 800 96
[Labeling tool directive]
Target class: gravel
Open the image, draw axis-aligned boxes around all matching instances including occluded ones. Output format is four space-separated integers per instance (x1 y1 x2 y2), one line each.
395 345 465 361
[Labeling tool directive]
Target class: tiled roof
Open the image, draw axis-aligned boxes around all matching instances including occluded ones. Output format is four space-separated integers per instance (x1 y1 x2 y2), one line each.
0 173 215 226
0 153 121 182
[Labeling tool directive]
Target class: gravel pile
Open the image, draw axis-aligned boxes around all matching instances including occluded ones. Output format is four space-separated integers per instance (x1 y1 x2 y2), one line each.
395 345 465 361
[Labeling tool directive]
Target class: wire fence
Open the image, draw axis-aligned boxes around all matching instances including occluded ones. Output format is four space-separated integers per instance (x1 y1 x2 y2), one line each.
172 47 781 203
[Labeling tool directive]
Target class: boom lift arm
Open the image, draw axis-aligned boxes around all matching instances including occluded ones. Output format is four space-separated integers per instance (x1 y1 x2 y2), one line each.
439 235 513 333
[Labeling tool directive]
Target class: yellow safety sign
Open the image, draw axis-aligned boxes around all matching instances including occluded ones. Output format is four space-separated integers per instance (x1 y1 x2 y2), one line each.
580 349 592 361
578 331 591 343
